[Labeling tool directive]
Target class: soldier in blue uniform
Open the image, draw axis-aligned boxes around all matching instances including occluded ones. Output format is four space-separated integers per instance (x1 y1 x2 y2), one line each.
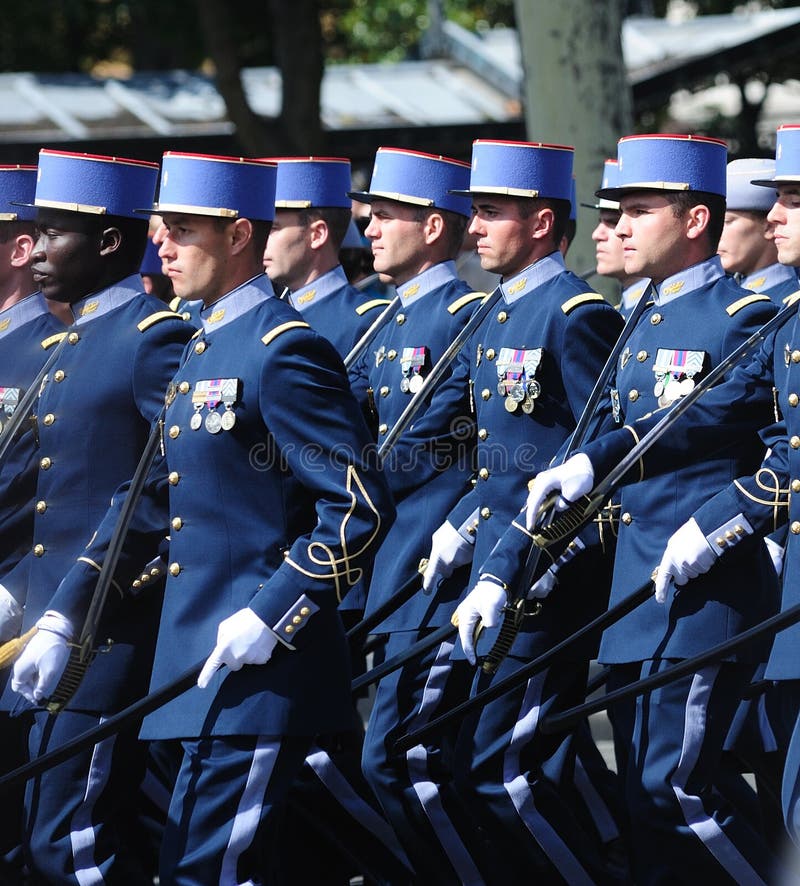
652 123 800 858
346 146 486 883
264 156 392 360
522 133 782 883
11 151 395 885
0 163 66 885
719 157 800 306
0 149 194 884
423 138 622 884
585 158 648 319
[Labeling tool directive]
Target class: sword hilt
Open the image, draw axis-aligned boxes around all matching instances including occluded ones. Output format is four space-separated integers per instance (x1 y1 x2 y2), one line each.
45 640 107 714
481 597 542 675
532 494 601 549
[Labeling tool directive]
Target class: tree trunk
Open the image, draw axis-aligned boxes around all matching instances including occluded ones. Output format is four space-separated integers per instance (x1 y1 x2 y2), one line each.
513 0 633 285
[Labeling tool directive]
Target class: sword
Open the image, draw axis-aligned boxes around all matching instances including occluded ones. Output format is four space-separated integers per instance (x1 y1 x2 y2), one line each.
539 599 800 736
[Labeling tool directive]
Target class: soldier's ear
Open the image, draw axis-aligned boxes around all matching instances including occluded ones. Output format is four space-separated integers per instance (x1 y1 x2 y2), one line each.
99 226 122 256
230 217 253 255
10 233 35 268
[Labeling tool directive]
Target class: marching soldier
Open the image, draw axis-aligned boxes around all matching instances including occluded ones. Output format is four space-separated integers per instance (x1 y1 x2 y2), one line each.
264 155 392 359
523 133 782 882
0 149 194 883
347 146 486 883
427 138 623 884
10 151 394 884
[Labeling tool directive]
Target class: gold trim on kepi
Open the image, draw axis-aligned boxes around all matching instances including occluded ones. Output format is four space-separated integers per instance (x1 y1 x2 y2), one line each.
274 200 312 209
150 202 238 218
34 198 107 214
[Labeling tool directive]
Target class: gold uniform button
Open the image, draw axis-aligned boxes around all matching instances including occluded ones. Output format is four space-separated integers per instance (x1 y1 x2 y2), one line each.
378 423 388 434
168 471 180 485
42 413 54 426
169 562 181 576
396 314 406 326
793 480 800 494
621 512 632 525
33 544 44 557
478 467 489 480
53 369 65 382
650 313 662 325
171 517 183 531
284 625 295 634
387 349 397 361
478 428 488 440
178 381 191 394
486 348 496 360
790 393 799 408
791 436 800 450
140 573 150 583
168 425 180 439
292 615 303 625
725 530 735 541
715 537 726 548
132 579 142 589
481 388 491 400
379 386 390 397
68 332 79 345
40 457 52 470
300 607 311 616
150 567 161 577
480 507 492 519
793 350 800 364
734 524 746 536
792 521 800 535
497 311 508 323
194 341 206 354
628 390 639 402
636 350 648 362
36 500 47 514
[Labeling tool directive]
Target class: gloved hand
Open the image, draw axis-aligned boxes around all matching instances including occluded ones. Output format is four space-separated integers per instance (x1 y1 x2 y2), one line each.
197 607 277 689
0 583 22 643
453 579 506 666
654 517 718 604
529 566 558 600
525 453 594 530
422 521 474 593
11 611 73 704
764 536 785 577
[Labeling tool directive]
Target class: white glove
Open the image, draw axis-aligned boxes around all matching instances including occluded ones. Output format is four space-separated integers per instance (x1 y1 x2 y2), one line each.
654 518 718 604
11 611 73 704
0 583 23 643
422 521 474 593
764 536 785 577
530 566 558 600
197 607 277 689
525 453 594 530
453 579 506 666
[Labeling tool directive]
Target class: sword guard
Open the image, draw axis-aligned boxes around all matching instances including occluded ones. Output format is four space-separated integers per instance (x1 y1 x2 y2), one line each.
533 494 597 548
481 598 527 675
45 639 111 714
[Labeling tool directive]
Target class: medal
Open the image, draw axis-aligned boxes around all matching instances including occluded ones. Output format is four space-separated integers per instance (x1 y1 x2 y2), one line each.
653 379 664 398
205 411 222 434
497 381 507 395
678 377 695 395
521 396 535 414
526 379 541 399
400 377 410 393
504 396 518 413
510 382 525 402
190 411 203 430
663 378 683 403
221 410 236 431
409 373 423 394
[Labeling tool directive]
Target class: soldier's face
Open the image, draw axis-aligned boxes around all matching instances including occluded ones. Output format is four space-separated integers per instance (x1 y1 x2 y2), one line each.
30 209 105 304
157 212 234 306
768 185 800 268
263 209 311 291
364 200 429 285
717 210 774 276
591 209 625 280
468 196 540 278
616 193 691 284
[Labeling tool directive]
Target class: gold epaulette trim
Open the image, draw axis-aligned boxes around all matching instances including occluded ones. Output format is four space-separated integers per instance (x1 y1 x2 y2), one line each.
190 328 203 339
561 292 605 315
355 298 392 316
77 556 124 598
448 291 486 315
783 290 800 307
137 310 183 332
623 424 645 482
41 332 67 349
726 293 771 316
168 296 182 312
261 320 310 346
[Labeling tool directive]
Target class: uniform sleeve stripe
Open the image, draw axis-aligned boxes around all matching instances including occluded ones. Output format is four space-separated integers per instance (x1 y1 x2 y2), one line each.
355 298 392 315
261 320 311 346
137 310 183 332
561 293 605 314
41 332 67 349
448 291 486 315
726 293 771 316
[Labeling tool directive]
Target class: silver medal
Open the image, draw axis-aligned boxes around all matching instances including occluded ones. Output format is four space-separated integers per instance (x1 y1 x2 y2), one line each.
205 411 222 434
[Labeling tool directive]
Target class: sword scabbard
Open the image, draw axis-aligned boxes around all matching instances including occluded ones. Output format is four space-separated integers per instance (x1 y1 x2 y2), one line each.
45 641 99 714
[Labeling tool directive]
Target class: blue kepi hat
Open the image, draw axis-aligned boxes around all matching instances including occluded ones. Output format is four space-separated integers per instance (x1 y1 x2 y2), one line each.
151 152 277 222
29 149 159 218
272 157 351 209
726 158 777 211
348 148 472 217
597 133 727 200
0 165 37 221
752 125 800 188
